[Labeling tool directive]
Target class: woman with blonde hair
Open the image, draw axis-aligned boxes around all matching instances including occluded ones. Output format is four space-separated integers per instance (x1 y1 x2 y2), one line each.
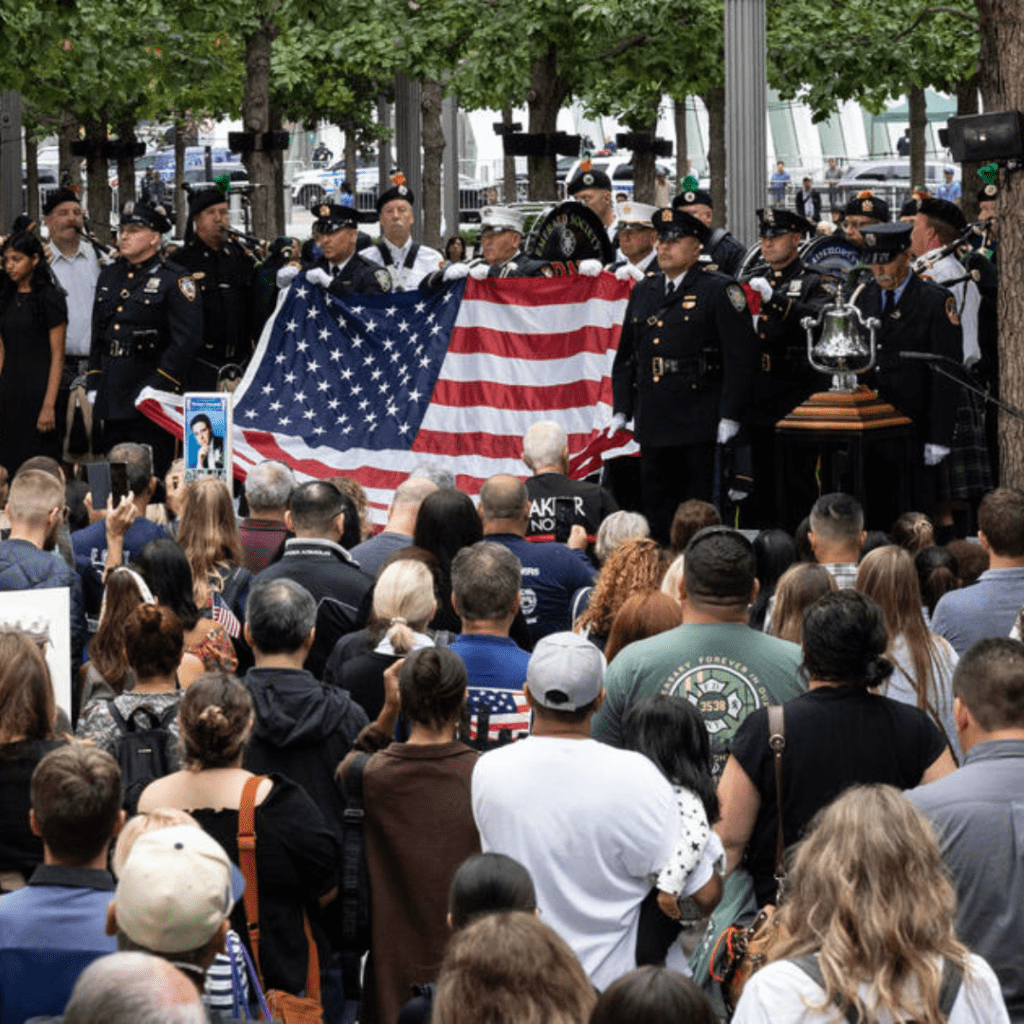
769 562 836 644
176 477 251 626
732 785 1008 1024
856 545 960 758
323 558 437 720
574 537 664 652
433 911 595 1024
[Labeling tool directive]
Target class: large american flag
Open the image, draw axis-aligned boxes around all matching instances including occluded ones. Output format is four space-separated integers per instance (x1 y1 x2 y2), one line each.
139 271 635 523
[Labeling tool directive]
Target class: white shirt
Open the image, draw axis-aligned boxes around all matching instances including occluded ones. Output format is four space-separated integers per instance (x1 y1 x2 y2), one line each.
49 240 104 358
471 735 679 990
732 952 1009 1023
362 237 443 291
918 248 981 366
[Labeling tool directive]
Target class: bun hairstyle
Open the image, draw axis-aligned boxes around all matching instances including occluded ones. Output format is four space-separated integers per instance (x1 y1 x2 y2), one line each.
124 603 184 680
801 590 893 687
178 673 253 770
398 647 467 730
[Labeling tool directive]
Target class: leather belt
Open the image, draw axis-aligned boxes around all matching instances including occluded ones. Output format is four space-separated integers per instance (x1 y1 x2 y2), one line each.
651 356 700 377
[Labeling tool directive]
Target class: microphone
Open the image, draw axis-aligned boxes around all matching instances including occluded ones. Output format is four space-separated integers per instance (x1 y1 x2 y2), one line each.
898 351 967 371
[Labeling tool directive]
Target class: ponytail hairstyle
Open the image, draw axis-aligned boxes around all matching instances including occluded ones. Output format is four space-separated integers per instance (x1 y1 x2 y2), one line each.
371 559 436 653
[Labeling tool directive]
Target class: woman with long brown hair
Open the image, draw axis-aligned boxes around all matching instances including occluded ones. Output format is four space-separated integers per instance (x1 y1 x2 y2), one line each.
856 545 960 758
732 785 1008 1023
769 563 836 645
176 478 251 627
574 537 665 652
603 591 682 663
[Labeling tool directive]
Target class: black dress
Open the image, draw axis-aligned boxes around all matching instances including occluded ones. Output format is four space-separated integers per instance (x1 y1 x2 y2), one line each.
0 284 67 474
0 739 66 884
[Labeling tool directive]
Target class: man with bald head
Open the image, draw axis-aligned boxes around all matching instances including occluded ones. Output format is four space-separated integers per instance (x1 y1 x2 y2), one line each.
350 475 439 577
479 474 596 644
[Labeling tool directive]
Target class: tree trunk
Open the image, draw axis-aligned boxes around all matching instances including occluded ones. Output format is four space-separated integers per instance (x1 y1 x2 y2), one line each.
420 78 444 250
58 108 83 190
174 120 187 238
627 111 658 205
957 74 980 223
703 87 726 229
908 85 926 194
502 107 517 203
675 98 688 184
526 45 568 201
241 17 279 240
270 106 285 236
975 0 1024 486
117 119 137 206
84 118 112 245
25 135 39 228
343 120 358 193
975 3 1001 112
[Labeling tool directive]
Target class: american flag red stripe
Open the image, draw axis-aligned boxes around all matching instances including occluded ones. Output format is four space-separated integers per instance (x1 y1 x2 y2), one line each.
138 274 637 524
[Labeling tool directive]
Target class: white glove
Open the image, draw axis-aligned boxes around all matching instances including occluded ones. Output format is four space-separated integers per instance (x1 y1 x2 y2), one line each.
748 276 773 304
276 264 300 289
86 391 97 406
306 267 332 289
469 262 491 280
577 259 603 277
728 489 750 503
717 419 741 445
924 443 951 466
443 261 470 282
604 413 627 438
615 262 646 282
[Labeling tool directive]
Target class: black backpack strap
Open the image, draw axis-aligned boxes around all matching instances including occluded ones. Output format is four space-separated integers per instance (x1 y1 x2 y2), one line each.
788 955 860 1024
158 704 179 728
110 704 163 734
937 958 963 1017
341 753 370 945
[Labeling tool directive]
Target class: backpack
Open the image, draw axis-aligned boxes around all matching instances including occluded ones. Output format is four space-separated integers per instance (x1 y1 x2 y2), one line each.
109 703 180 814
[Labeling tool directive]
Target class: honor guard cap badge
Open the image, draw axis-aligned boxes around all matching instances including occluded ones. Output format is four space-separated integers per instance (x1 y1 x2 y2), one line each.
862 199 873 213
984 184 997 197
582 173 594 185
683 191 695 203
864 233 876 247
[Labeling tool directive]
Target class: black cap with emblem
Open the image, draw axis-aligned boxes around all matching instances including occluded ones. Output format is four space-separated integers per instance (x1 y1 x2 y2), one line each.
859 221 912 265
917 196 967 233
756 207 812 238
42 187 81 216
977 182 999 205
313 203 359 234
376 169 415 214
120 199 171 234
673 187 713 210
567 168 612 195
188 187 228 219
842 189 890 223
654 207 709 244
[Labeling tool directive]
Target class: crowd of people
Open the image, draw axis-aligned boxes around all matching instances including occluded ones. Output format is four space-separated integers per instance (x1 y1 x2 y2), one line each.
0 410 1020 1023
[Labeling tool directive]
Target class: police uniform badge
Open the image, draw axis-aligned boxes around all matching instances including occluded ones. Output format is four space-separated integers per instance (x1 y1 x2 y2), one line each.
144 277 161 294
764 209 774 225
726 283 747 312
861 199 873 213
374 269 393 292
864 233 876 248
945 295 960 326
178 277 197 302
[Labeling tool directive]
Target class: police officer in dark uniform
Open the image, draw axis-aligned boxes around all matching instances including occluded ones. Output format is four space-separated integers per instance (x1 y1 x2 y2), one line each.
841 189 890 252
745 207 835 525
672 184 746 277
86 199 202 475
303 203 391 298
610 207 759 544
174 186 257 390
853 221 963 520
425 206 553 288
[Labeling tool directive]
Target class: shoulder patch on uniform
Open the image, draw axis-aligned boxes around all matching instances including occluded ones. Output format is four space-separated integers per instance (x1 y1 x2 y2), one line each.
374 269 392 292
178 277 197 302
945 294 960 326
726 283 748 312
704 263 719 272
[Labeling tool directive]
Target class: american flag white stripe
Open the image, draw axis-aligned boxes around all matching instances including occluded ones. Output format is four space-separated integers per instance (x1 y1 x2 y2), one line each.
138 274 637 524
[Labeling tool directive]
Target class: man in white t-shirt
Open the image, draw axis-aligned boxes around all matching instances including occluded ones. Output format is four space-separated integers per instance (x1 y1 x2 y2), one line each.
471 632 679 990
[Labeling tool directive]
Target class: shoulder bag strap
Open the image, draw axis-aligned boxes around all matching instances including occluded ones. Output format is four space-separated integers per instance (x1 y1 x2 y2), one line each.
237 774 265 989
789 955 861 1024
937 958 963 1017
376 241 393 266
767 704 787 897
341 753 370 946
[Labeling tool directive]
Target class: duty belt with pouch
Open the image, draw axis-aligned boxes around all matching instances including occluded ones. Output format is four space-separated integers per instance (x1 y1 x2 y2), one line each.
649 348 722 387
107 328 160 358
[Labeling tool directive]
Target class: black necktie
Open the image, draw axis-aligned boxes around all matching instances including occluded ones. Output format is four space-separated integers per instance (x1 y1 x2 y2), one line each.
884 289 895 311
666 281 676 299
332 265 341 279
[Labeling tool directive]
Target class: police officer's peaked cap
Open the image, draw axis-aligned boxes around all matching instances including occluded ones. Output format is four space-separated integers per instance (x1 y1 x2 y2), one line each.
120 200 171 234
859 221 912 264
756 207 812 238
567 168 612 195
653 207 709 244
312 203 359 233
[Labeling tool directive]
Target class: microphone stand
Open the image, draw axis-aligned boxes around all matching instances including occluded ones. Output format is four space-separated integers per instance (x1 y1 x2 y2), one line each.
899 352 1024 424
